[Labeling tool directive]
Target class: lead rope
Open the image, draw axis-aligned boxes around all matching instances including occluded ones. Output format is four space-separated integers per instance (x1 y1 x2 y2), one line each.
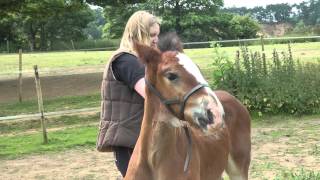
183 126 192 173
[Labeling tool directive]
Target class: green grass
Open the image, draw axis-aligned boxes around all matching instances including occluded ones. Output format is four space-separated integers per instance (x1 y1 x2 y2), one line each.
0 51 112 75
275 169 320 180
0 114 99 134
0 125 97 159
0 94 100 117
0 114 99 159
1 42 319 75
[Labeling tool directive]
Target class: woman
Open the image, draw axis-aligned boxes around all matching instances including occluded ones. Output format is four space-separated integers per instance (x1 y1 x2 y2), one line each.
96 10 160 177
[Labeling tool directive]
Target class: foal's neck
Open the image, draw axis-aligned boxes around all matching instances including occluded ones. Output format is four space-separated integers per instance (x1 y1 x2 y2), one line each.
140 95 185 163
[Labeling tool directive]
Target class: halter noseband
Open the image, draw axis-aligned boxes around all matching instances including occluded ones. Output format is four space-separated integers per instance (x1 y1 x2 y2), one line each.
145 79 208 120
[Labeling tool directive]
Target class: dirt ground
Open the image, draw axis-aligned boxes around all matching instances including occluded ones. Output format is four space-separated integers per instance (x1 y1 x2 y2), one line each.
0 72 102 103
0 120 319 180
0 148 121 180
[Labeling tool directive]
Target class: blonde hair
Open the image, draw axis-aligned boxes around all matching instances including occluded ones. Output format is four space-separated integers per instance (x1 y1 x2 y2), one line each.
120 11 160 53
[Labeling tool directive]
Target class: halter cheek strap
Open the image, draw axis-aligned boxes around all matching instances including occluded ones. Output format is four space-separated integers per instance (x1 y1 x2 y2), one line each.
144 79 180 118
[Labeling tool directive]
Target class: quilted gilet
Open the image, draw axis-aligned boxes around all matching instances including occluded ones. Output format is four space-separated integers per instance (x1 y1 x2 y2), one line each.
96 49 144 152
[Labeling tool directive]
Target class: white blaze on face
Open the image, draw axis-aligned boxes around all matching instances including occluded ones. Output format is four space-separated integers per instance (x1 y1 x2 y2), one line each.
176 53 225 119
176 53 207 84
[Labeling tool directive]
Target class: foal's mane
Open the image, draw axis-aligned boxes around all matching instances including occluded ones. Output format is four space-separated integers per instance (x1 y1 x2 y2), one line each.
158 32 184 53
134 32 183 66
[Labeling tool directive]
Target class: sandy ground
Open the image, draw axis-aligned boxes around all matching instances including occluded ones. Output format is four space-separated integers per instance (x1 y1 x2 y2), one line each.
0 148 121 180
0 72 102 103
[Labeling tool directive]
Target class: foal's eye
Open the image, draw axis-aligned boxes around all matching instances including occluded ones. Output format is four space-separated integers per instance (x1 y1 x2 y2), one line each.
166 72 179 81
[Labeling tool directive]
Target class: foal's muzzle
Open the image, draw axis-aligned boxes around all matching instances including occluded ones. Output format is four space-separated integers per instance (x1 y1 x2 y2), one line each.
193 109 214 130
189 95 224 131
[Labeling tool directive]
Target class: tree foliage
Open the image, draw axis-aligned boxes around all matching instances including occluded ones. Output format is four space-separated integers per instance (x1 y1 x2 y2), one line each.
85 0 147 7
0 0 94 51
224 0 320 26
265 3 292 23
229 15 260 39
84 8 106 39
0 0 265 51
100 0 257 42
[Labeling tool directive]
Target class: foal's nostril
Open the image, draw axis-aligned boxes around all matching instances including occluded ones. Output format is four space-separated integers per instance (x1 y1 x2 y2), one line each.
193 109 215 130
206 109 214 124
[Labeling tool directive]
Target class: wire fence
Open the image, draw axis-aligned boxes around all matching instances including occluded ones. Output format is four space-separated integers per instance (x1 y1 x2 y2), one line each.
183 35 320 45
0 107 100 122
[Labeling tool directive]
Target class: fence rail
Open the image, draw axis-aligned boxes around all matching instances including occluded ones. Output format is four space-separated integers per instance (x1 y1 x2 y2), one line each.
0 107 100 122
183 35 320 45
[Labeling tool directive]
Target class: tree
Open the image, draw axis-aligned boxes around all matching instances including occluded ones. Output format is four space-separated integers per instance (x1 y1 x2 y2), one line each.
84 8 106 39
102 5 139 39
159 0 223 35
229 15 260 39
308 0 320 25
265 3 292 23
0 0 94 51
222 7 249 16
210 12 235 40
294 1 311 25
85 0 146 7
101 0 223 41
0 0 26 16
19 0 93 50
251 6 268 23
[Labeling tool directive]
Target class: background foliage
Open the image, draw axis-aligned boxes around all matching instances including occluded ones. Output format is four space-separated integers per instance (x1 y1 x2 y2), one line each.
1 0 320 52
211 43 320 115
0 0 94 52
0 0 262 52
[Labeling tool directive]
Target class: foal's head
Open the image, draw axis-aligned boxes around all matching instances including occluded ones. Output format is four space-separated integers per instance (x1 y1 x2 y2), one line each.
135 41 224 132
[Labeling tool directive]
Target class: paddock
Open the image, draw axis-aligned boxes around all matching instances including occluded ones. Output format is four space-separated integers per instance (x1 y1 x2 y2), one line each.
1 41 320 179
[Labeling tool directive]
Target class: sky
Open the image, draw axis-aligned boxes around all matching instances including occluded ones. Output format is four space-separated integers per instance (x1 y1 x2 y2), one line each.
223 0 306 8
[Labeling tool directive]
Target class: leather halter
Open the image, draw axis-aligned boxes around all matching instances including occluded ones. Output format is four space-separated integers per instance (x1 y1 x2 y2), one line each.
145 80 208 120
145 79 208 172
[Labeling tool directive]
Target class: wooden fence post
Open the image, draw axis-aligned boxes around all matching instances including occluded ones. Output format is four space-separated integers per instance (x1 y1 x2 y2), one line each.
260 35 267 75
33 65 48 144
18 49 23 102
71 39 75 50
6 39 10 53
260 35 265 52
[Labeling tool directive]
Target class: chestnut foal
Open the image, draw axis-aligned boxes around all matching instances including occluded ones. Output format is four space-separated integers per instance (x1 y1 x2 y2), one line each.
124 44 251 180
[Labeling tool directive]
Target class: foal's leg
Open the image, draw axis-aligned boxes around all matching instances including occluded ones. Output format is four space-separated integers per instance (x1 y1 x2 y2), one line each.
225 154 248 180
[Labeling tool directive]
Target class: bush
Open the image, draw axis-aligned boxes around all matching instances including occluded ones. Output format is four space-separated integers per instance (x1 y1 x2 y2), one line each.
50 39 120 51
229 15 261 39
211 43 320 115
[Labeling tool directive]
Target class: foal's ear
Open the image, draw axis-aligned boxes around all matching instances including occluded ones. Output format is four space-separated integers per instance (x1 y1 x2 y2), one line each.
134 42 161 65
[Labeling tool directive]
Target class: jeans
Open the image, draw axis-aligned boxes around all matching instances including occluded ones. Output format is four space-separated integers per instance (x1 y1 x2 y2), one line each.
113 146 134 177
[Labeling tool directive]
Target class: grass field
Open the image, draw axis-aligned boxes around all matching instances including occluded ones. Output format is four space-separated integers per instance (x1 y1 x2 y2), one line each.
1 42 319 75
0 114 319 179
0 94 100 117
